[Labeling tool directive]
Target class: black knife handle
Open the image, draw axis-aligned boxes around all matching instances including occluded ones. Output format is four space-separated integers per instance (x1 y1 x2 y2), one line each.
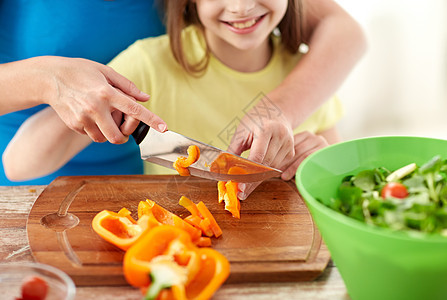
120 116 150 145
131 122 150 145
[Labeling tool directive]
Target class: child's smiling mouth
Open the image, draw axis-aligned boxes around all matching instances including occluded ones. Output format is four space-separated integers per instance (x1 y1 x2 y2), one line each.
224 14 266 30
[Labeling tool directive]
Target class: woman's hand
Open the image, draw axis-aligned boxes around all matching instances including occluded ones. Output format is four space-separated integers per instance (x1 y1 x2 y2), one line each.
235 130 334 200
0 56 167 144
44 57 167 143
279 131 329 180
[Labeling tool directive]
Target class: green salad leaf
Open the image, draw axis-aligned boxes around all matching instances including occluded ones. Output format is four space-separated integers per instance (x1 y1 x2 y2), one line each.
321 156 447 236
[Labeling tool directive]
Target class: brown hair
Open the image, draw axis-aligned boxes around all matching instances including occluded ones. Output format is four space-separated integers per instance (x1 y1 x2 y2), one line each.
163 0 303 75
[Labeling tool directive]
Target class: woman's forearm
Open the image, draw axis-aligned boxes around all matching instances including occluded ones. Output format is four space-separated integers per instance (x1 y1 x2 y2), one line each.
0 57 52 114
2 106 91 181
0 56 166 144
268 0 367 128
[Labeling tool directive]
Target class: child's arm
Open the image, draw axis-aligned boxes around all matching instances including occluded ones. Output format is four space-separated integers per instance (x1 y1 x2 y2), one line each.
2 107 91 181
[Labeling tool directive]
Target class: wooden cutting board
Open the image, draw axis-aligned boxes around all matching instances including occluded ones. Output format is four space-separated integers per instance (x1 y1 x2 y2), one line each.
27 175 329 286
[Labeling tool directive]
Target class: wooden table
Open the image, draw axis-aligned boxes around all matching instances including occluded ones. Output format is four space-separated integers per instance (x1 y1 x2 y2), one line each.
0 185 351 300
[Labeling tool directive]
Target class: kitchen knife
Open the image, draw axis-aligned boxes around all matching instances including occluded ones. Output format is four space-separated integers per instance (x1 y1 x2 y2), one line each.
131 122 282 182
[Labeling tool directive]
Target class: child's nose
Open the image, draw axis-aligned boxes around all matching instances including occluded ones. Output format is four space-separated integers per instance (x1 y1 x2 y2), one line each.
227 0 256 16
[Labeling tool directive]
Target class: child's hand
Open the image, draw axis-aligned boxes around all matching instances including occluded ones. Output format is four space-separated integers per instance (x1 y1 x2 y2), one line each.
227 101 295 200
236 131 328 200
227 104 295 171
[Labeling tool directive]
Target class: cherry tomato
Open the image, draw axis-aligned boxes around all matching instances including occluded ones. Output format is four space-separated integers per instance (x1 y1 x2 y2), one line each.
381 182 409 199
20 276 48 300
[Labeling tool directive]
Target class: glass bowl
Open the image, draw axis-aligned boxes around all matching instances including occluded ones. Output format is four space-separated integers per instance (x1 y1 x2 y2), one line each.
0 262 76 300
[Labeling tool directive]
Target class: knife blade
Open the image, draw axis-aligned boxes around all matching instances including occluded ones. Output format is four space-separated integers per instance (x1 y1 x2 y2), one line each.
131 123 282 182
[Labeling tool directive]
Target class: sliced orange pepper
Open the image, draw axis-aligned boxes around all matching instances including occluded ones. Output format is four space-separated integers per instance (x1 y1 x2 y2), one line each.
196 202 223 237
198 218 214 237
216 165 245 219
210 152 270 174
174 161 191 176
173 145 200 176
184 215 215 239
179 196 222 238
184 215 202 229
123 225 229 300
91 209 158 251
179 196 202 218
227 165 248 175
217 181 226 204
222 181 241 219
217 181 241 219
138 199 202 244
177 145 200 168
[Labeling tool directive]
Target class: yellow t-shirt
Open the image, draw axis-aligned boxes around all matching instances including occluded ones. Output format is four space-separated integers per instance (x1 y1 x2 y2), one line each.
108 26 343 175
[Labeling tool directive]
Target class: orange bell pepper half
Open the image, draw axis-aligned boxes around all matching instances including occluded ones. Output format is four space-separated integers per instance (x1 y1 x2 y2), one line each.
91 208 159 251
123 225 229 300
185 247 230 300
173 145 200 176
138 199 202 245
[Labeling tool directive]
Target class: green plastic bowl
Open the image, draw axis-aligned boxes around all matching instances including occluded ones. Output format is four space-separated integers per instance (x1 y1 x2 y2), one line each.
296 136 447 300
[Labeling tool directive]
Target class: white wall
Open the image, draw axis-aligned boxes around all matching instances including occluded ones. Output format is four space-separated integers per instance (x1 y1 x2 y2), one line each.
335 0 447 140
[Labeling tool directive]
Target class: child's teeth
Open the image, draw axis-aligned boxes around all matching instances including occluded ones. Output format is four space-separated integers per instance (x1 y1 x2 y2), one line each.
231 19 257 29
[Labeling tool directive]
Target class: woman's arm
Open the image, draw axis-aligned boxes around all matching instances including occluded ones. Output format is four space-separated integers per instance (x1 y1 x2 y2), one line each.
229 0 365 178
270 0 367 128
0 56 167 143
2 106 91 181
239 127 341 200
280 127 342 180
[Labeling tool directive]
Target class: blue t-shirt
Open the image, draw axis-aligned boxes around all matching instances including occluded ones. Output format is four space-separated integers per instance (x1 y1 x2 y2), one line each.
0 0 165 185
